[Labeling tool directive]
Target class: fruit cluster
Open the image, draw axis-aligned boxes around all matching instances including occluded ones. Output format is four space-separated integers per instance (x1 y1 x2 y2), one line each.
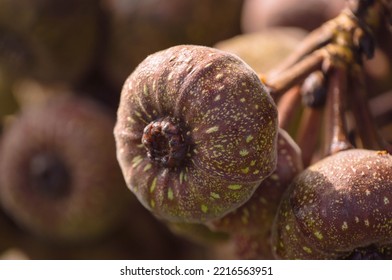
0 0 391 260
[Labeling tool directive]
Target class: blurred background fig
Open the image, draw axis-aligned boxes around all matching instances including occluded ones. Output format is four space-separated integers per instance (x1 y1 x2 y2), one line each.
0 0 99 86
99 0 243 90
214 27 308 75
0 95 132 242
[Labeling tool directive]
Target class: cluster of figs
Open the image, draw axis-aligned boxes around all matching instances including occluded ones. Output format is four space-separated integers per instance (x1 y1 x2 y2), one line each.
114 44 392 260
0 0 390 259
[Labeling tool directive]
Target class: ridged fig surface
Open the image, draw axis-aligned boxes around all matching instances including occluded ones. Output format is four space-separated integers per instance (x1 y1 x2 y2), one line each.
114 45 278 223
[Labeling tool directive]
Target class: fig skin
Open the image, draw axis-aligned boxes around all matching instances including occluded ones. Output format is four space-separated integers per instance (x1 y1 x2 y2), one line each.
0 95 132 242
209 129 303 234
114 45 278 223
209 129 303 259
272 149 392 259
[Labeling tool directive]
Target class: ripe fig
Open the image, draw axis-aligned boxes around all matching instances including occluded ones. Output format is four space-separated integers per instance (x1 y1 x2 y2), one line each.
114 45 278 223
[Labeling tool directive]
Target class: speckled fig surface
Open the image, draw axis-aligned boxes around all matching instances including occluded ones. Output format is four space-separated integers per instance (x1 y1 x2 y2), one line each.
0 96 132 242
208 129 303 234
209 128 303 259
114 45 278 223
272 149 392 259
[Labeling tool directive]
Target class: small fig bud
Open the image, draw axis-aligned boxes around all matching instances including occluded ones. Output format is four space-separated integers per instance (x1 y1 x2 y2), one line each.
300 71 327 108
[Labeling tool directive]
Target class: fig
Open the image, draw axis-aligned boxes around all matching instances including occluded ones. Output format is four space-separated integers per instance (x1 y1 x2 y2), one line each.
0 95 132 242
208 129 303 259
272 149 392 259
209 129 303 234
214 27 308 75
100 0 243 89
114 45 278 223
0 0 99 85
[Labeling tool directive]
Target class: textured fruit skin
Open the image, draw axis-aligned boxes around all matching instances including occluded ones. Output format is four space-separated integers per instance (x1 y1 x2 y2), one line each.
209 129 303 259
272 149 392 259
209 129 303 234
114 45 278 223
0 96 131 242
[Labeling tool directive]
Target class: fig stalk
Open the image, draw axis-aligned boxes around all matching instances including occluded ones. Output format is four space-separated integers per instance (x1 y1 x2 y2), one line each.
323 64 353 156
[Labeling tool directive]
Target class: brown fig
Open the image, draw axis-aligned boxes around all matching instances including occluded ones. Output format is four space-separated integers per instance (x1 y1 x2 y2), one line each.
209 129 303 234
114 45 278 223
0 95 132 242
208 129 303 259
272 149 392 259
0 0 99 85
100 0 243 89
214 27 308 75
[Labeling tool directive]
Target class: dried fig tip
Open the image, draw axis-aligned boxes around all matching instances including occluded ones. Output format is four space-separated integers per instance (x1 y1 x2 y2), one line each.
142 117 187 168
28 152 71 198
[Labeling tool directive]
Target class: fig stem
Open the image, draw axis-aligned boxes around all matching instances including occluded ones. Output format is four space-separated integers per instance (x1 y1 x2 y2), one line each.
323 64 353 156
277 85 302 130
268 21 335 76
295 107 323 167
266 50 325 99
349 66 392 153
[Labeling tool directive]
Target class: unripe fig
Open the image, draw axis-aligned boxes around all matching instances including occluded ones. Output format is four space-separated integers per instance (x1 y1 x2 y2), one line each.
272 149 392 259
209 129 303 234
209 129 303 259
0 95 132 242
114 45 278 223
214 27 307 75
